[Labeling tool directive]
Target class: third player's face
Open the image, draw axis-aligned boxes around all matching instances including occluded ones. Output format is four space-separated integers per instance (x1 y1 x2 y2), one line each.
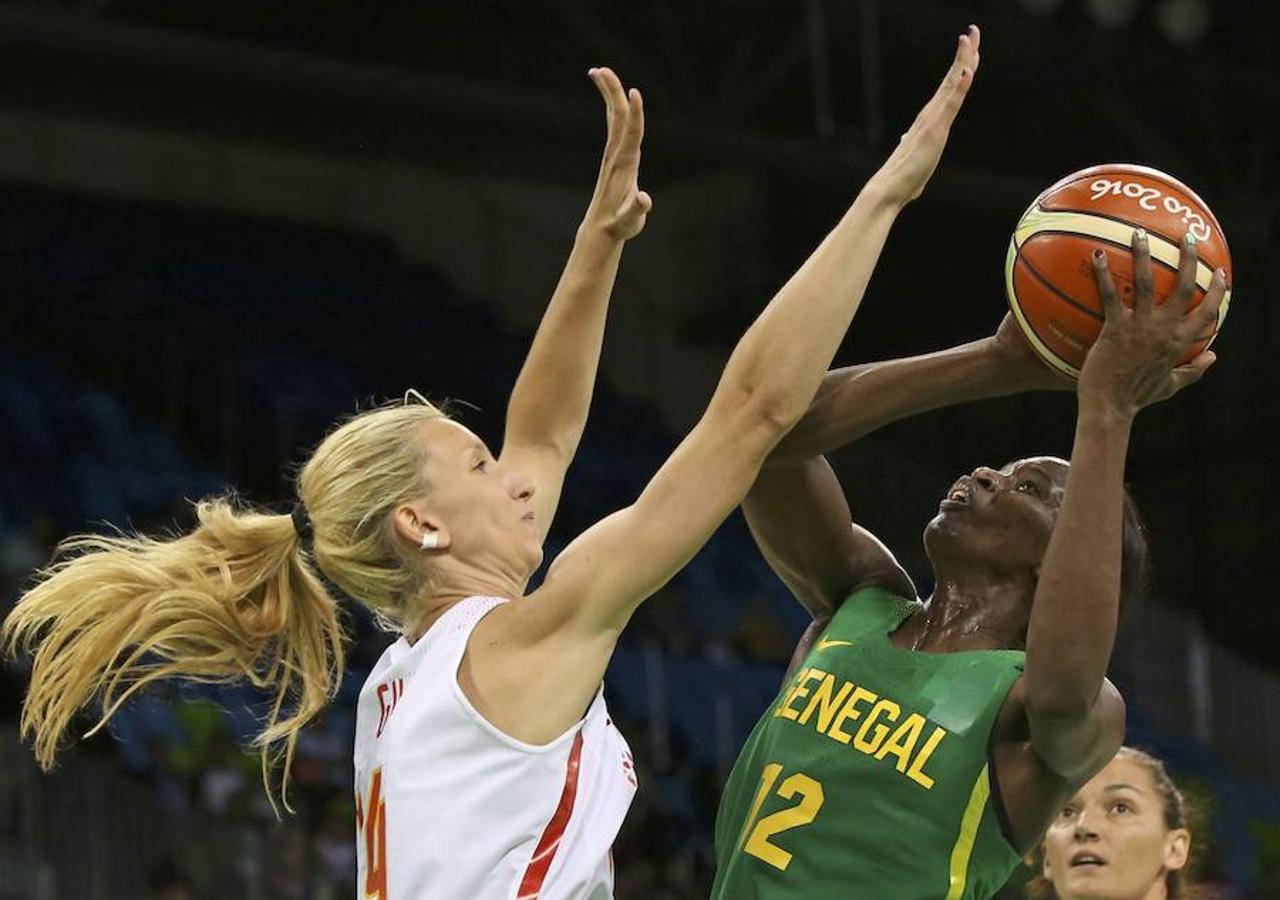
416 420 543 580
1041 756 1189 900
923 456 1068 576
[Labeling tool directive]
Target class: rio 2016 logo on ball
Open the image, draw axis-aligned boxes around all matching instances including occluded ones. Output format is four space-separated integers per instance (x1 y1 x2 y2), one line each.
1004 163 1233 378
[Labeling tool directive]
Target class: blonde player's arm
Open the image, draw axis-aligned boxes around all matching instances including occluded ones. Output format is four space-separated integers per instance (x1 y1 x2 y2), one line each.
472 28 984 743
499 68 651 541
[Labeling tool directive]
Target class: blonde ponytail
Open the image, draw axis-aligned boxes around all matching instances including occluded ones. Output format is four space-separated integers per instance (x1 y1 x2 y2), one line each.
1 497 344 808
2 395 448 809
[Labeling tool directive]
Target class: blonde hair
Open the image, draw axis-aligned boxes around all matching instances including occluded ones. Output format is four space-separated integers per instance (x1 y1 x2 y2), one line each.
1 398 447 808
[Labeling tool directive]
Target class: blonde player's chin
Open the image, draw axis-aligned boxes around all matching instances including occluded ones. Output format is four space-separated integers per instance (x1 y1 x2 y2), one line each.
519 539 544 576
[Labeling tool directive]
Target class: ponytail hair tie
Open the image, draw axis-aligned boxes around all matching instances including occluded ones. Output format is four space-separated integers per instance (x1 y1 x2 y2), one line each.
290 503 314 542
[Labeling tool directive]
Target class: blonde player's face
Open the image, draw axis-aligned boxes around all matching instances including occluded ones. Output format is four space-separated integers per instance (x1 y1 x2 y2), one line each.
417 419 543 578
1041 756 1190 900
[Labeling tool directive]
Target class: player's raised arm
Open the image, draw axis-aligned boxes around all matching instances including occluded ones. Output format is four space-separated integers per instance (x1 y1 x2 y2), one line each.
743 317 1065 621
500 67 652 540
770 315 1067 465
516 27 983 648
1023 230 1227 778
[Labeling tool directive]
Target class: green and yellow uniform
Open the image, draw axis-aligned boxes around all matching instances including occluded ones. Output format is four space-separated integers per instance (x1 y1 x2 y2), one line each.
712 587 1024 899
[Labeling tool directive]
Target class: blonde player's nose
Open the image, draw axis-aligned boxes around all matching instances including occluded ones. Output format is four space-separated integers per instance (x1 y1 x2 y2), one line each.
511 474 535 503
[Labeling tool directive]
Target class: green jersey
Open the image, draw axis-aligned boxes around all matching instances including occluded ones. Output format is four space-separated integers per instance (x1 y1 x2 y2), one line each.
712 587 1025 900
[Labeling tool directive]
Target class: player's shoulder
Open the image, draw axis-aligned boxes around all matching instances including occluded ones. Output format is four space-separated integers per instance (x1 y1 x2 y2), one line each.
845 522 917 602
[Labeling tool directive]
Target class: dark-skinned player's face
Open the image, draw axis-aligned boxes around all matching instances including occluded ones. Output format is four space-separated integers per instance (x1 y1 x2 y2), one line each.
923 456 1069 578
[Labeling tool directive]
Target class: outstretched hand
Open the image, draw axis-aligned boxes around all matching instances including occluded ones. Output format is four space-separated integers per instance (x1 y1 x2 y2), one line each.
869 24 981 207
583 67 653 241
1079 229 1228 414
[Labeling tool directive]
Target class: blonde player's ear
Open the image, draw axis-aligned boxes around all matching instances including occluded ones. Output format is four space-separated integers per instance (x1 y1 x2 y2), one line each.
393 503 452 552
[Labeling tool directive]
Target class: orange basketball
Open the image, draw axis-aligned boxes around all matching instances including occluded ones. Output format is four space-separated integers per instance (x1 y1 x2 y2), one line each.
1004 163 1232 378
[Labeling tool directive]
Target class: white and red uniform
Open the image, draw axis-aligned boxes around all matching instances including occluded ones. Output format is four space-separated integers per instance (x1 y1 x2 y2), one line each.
353 596 637 900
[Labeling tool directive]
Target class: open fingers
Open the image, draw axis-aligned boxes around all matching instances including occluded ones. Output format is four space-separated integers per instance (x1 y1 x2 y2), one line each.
1162 351 1217 399
1170 232 1200 315
590 67 628 144
1091 249 1123 321
905 25 981 143
621 87 645 158
583 67 651 238
1185 267 1229 337
591 68 646 168
946 25 981 95
590 66 628 115
1131 228 1154 316
936 26 982 122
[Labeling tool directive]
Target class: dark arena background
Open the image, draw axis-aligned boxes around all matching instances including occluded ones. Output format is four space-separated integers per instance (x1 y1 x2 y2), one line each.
1 1 1278 897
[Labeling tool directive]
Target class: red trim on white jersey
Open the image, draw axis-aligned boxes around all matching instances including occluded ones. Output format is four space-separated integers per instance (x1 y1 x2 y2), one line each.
517 731 586 899
354 597 634 898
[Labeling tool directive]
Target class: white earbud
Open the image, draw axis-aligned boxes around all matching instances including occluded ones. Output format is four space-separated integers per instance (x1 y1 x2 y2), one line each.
420 530 439 551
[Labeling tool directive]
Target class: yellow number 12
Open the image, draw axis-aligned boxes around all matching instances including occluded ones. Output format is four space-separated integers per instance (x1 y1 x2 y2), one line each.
738 763 825 871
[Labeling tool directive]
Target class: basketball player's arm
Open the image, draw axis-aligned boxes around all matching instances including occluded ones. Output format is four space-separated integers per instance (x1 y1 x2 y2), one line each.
769 315 1068 464
745 456 914 619
524 28 981 642
743 318 1064 620
536 188 905 640
1021 399 1131 778
1023 233 1225 778
472 29 981 743
501 68 652 540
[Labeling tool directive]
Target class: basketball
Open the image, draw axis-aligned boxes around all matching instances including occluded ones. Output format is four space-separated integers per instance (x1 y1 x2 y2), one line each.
1004 163 1233 378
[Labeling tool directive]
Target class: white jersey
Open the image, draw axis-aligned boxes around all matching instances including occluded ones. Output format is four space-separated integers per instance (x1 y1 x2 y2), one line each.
352 596 637 900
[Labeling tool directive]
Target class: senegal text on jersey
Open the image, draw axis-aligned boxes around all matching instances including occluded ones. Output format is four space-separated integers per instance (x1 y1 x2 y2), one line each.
773 665 948 790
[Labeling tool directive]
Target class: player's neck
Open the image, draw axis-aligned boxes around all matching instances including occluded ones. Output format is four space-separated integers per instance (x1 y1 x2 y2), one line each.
1135 875 1171 900
403 564 525 644
904 570 1031 653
